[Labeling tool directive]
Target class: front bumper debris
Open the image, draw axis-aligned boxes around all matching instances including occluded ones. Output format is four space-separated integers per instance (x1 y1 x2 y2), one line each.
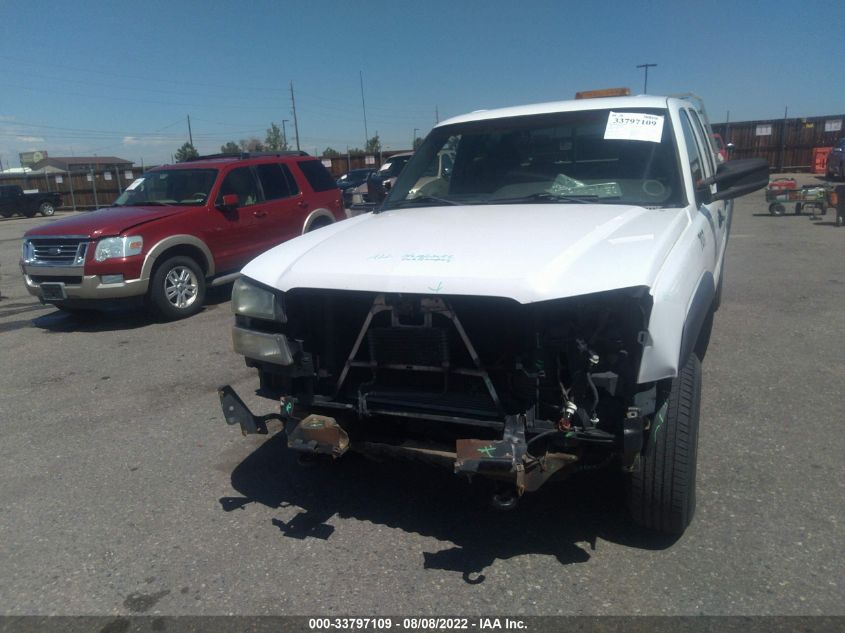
218 385 581 497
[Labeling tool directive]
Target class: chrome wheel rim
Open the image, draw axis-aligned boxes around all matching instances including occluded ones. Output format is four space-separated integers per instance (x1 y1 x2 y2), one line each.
41 204 55 216
164 266 198 309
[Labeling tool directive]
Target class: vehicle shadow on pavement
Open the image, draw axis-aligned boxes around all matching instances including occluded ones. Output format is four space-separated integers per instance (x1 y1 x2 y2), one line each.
30 306 158 332
220 433 678 583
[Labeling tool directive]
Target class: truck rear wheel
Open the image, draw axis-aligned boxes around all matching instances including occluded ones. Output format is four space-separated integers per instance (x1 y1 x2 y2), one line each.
148 256 206 320
39 201 56 216
627 354 701 535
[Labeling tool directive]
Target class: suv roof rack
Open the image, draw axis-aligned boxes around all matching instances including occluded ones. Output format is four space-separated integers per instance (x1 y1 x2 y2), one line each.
186 150 310 162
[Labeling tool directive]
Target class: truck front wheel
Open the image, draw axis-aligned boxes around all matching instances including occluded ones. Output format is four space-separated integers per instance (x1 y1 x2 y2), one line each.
627 354 701 535
39 201 56 216
148 256 206 320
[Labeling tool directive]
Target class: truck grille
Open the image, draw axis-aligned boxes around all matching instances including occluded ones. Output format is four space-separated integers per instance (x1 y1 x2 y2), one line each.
24 237 88 266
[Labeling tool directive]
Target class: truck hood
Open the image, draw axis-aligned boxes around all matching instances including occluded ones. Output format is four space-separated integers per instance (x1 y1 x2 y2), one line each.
23 205 188 239
243 203 690 304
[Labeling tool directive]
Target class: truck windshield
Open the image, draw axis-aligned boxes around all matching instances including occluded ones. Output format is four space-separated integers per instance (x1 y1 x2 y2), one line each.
114 169 218 207
384 108 685 210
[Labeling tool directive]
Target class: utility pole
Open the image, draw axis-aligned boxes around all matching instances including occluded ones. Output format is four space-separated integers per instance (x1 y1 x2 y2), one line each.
435 105 439 124
412 128 418 150
636 63 657 94
290 82 301 151
187 114 193 146
281 119 289 149
360 71 369 148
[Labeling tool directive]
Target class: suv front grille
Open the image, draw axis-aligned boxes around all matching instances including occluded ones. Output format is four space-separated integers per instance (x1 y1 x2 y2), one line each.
24 237 88 266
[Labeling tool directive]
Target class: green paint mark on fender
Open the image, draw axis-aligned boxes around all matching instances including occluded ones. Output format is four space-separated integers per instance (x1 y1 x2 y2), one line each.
477 445 495 457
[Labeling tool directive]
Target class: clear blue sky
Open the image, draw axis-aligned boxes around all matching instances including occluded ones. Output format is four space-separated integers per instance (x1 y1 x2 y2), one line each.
1 0 842 168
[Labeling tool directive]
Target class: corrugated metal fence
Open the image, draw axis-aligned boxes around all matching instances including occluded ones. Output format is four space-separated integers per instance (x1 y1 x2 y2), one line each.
712 114 844 171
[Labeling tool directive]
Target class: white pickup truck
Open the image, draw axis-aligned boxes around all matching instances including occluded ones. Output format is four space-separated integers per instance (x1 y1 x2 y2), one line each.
220 94 768 535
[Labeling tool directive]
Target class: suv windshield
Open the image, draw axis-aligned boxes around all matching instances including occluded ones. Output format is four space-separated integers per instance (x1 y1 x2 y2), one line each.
384 108 685 210
115 169 218 207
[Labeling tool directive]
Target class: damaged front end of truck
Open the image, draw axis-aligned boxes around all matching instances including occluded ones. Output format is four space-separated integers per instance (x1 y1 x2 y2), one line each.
220 280 663 511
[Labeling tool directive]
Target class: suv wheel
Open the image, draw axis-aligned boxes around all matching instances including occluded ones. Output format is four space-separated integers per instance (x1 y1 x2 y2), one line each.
148 256 205 320
39 201 56 216
627 353 701 535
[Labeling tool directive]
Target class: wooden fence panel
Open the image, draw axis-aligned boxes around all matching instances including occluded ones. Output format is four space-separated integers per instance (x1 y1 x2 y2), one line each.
0 167 141 210
713 114 844 171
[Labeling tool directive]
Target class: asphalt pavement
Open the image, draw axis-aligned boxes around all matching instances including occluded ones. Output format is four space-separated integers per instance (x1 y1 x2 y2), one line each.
0 177 843 616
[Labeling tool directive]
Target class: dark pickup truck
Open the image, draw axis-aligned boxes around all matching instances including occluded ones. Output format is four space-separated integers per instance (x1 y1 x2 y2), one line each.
0 185 62 218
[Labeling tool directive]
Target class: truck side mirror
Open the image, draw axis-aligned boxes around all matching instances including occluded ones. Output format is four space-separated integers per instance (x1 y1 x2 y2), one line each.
702 158 769 202
217 193 239 210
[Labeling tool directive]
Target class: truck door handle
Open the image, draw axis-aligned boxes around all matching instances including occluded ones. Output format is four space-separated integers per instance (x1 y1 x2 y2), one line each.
298 201 309 208
253 210 267 218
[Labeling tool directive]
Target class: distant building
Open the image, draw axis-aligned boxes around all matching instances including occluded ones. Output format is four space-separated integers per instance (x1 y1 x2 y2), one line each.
30 156 133 174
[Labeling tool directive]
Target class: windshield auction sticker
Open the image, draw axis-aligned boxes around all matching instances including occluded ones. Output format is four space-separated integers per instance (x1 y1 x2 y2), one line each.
125 177 145 191
604 111 665 143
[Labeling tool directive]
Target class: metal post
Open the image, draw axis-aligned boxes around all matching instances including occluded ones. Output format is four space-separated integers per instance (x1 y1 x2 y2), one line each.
780 106 788 172
413 128 418 150
91 169 99 210
67 170 76 211
290 82 301 151
282 119 289 149
115 167 123 194
636 63 657 94
360 71 369 148
187 114 193 147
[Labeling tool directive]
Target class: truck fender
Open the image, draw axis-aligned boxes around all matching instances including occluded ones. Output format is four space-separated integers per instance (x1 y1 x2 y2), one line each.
679 272 715 369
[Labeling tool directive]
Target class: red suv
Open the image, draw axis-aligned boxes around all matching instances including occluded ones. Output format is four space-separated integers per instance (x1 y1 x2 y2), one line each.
20 152 344 319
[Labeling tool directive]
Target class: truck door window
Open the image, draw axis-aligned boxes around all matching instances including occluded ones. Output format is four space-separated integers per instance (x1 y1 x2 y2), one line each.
679 111 705 188
217 167 259 207
688 110 717 177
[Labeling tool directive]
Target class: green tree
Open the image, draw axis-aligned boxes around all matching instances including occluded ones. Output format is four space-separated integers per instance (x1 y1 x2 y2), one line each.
239 137 265 152
175 142 199 162
365 135 381 154
264 123 288 151
220 141 240 154
322 147 341 158
347 147 364 156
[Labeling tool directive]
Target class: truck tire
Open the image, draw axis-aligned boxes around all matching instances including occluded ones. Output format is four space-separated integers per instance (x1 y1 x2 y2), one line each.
148 256 206 320
39 201 56 216
769 203 785 216
627 354 701 535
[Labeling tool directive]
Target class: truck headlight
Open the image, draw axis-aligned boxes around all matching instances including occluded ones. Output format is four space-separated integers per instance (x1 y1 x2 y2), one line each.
232 277 285 322
94 236 143 262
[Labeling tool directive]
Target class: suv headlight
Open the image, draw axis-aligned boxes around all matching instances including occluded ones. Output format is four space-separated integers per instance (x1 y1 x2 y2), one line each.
94 236 143 262
232 277 286 322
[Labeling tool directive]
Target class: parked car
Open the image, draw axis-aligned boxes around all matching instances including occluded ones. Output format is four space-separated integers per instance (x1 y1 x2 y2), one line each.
20 152 343 319
826 138 845 180
220 95 768 535
0 185 62 218
336 168 375 207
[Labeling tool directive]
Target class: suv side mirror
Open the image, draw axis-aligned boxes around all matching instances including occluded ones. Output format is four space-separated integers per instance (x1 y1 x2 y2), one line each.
699 158 769 202
217 193 239 210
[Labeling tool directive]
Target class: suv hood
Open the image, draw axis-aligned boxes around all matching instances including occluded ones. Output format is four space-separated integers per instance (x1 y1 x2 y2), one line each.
243 204 689 304
23 205 188 239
